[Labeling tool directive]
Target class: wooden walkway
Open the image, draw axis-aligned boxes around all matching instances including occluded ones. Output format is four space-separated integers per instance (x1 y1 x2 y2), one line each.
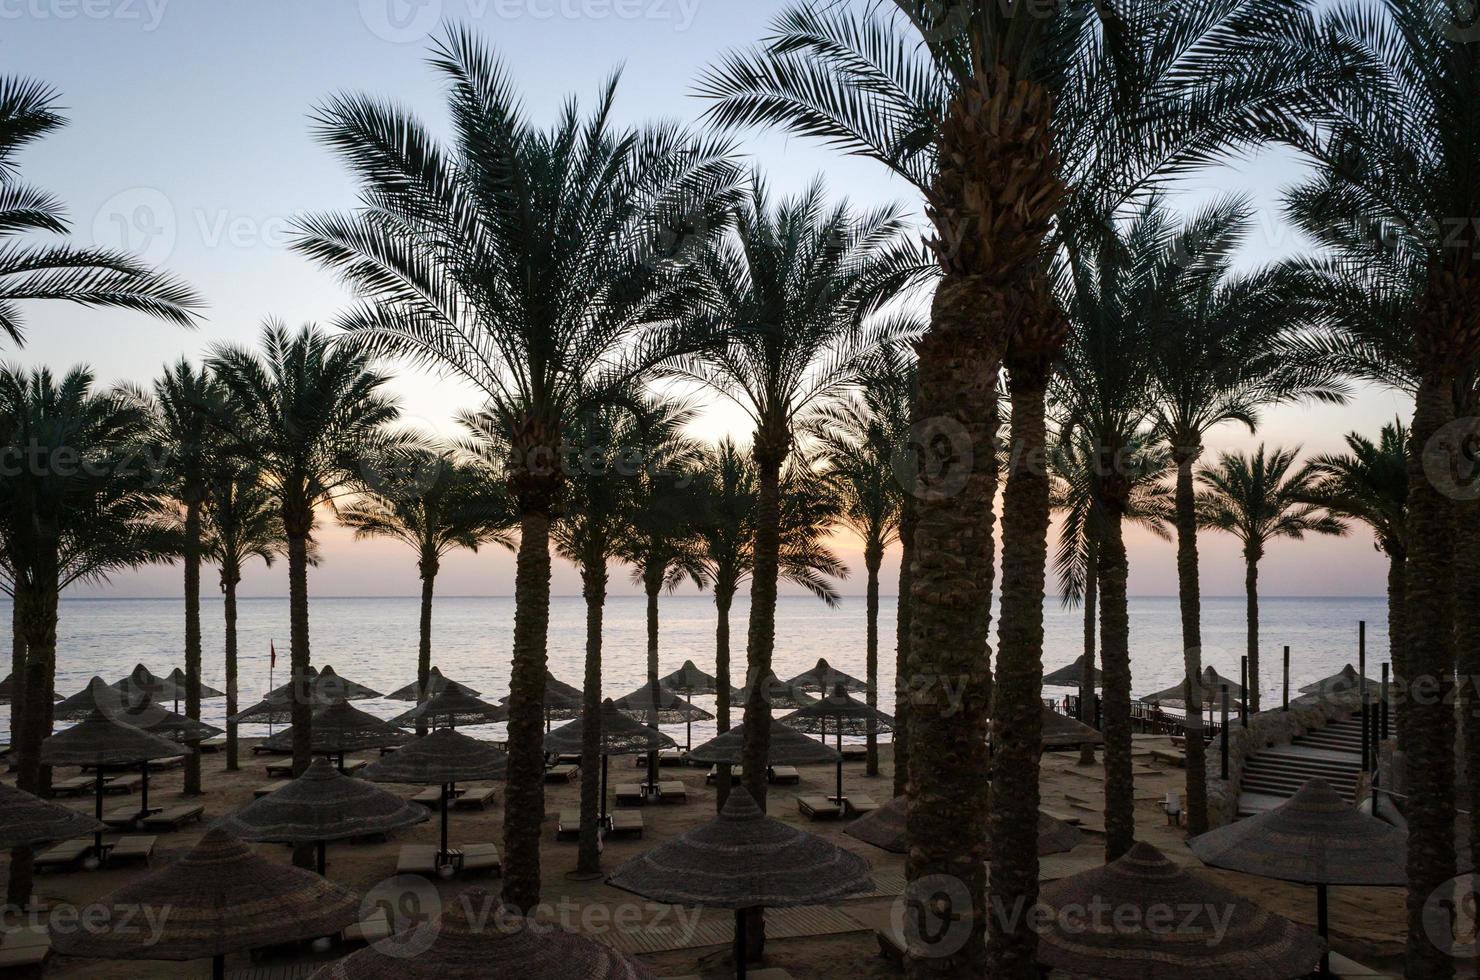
1237 715 1364 818
599 904 868 956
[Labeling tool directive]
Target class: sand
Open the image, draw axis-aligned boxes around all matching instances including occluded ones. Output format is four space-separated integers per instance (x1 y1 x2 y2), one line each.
2 734 1405 978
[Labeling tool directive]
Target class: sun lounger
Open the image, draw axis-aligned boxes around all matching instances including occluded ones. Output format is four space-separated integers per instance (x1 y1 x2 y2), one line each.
198 737 226 754
49 775 92 797
841 746 867 761
149 755 184 770
34 838 91 870
846 794 880 817
768 765 800 785
102 805 153 829
667 971 796 980
555 809 583 841
657 780 687 803
0 925 50 971
340 758 369 775
103 773 143 795
608 810 643 839
252 743 287 756
343 907 392 945
453 785 497 810
657 749 687 767
409 786 443 807
265 761 294 778
459 843 501 876
253 782 284 798
142 804 204 831
797 795 843 820
705 765 741 786
544 763 578 784
108 835 156 865
379 744 401 756
557 753 583 765
614 783 645 807
396 844 440 876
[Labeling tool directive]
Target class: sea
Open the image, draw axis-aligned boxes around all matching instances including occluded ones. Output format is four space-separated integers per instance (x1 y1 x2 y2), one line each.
0 594 1390 747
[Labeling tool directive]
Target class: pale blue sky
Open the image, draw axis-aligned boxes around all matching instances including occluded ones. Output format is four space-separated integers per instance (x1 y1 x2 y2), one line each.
5 0 1406 598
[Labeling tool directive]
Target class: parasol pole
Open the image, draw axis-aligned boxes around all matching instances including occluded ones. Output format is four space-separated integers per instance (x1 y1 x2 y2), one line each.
93 768 105 855
1282 646 1289 711
734 907 748 979
1316 883 1329 975
440 781 451 862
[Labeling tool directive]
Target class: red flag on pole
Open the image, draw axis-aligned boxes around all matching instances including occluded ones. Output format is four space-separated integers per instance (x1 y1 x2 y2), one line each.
270 640 277 671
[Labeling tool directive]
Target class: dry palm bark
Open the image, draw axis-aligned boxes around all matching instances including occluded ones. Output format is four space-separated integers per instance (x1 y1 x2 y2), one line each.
1243 544 1262 713
714 584 733 733
864 538 883 776
503 505 552 913
182 497 203 795
739 426 787 814
1173 448 1208 833
415 551 438 737
1095 483 1134 860
283 504 314 780
892 492 915 799
1077 542 1097 767
577 557 606 875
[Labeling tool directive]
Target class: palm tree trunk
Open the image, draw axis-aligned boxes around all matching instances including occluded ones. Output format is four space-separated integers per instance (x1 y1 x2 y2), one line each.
9 589 24 755
1098 505 1134 860
183 499 203 795
1401 373 1457 980
1173 451 1208 833
577 555 606 875
893 492 915 799
644 568 661 790
864 539 882 777
286 528 312 780
1387 551 1407 753
223 565 241 771
1454 500 1480 886
1244 551 1261 714
989 364 1050 977
503 510 552 914
740 444 783 812
8 560 58 908
715 583 734 733
416 556 437 737
1077 541 1097 767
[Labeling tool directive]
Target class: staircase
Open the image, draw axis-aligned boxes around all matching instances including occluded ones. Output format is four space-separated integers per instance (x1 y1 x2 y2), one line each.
1236 715 1365 818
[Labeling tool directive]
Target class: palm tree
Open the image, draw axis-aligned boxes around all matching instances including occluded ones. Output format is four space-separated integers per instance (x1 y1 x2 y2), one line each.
0 366 175 905
0 77 201 344
1302 423 1410 745
700 6 1306 971
289 26 741 911
150 360 229 795
1196 446 1345 714
339 449 515 734
203 462 286 771
206 323 400 782
664 176 916 818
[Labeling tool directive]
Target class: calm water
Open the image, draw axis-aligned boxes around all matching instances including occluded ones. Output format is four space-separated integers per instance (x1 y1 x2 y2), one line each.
0 594 1389 746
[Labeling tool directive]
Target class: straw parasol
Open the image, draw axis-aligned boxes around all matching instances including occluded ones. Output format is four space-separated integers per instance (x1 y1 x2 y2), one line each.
1140 665 1245 709
1299 664 1379 698
499 670 585 729
41 710 187 854
116 696 224 744
260 699 409 763
1189 778 1405 974
308 887 655 979
165 667 225 702
385 665 481 701
778 684 895 802
1036 841 1323 980
109 664 183 703
612 678 713 753
545 699 676 823
785 657 867 694
608 788 873 978
53 827 360 980
389 689 509 730
259 664 383 702
54 675 143 721
844 795 1083 856
1043 654 1102 688
1040 705 1106 749
658 659 721 695
688 718 842 769
362 729 508 866
0 782 105 849
730 670 817 710
0 672 60 705
214 757 428 874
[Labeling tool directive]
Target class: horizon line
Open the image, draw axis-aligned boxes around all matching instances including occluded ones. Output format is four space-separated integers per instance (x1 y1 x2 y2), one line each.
51 593 1389 602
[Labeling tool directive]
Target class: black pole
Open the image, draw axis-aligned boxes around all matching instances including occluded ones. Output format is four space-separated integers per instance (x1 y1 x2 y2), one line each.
440 782 450 862
1381 663 1390 741
93 769 105 855
213 953 225 980
1359 621 1370 774
1316 883 1329 975
734 907 748 980
1240 656 1248 727
316 840 326 876
140 760 150 822
1282 647 1290 711
1220 686 1230 780
600 754 609 825
836 728 844 803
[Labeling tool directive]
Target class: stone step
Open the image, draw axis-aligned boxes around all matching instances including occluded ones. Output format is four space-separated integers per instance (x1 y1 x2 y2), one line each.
1245 758 1359 781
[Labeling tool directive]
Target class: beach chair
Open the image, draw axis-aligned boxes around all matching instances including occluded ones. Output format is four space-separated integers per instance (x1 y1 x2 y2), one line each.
453 785 497 810
666 972 796 980
796 795 842 820
409 786 442 808
150 755 184 770
340 758 369 775
34 838 90 871
544 763 579 784
102 805 149 829
555 809 583 841
0 925 50 971
657 780 687 804
396 844 440 876
343 907 392 946
103 773 143 795
705 765 741 786
841 746 867 762
768 765 800 785
614 783 645 807
253 782 284 798
557 753 583 765
108 836 156 865
142 803 204 831
49 775 92 798
845 794 880 817
608 810 644 839
265 761 293 778
198 737 225 754
459 843 501 876
657 749 687 767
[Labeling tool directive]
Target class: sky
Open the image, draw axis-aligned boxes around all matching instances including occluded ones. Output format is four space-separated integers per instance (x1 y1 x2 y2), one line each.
3 0 1408 599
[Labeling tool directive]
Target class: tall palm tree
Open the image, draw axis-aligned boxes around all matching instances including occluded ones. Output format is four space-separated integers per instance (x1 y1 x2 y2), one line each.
203 463 286 771
151 360 229 795
206 323 400 782
1302 423 1410 745
339 449 515 734
0 366 175 905
700 6 1306 971
1196 446 1345 714
289 26 741 911
0 77 201 344
664 176 916 818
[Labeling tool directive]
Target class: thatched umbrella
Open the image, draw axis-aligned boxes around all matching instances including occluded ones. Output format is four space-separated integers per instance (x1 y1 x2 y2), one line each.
730 670 817 711
258 664 383 703
1299 664 1379 698
232 688 339 726
260 699 409 765
1036 841 1323 980
844 795 1083 856
499 670 584 730
53 827 360 980
658 659 721 695
116 696 224 745
40 711 186 855
389 689 509 730
385 665 481 701
608 788 873 978
1140 665 1245 709
545 699 676 822
1042 653 1102 688
784 657 867 694
362 729 508 866
1040 705 1106 749
0 672 60 705
777 684 895 803
1189 778 1405 974
308 887 654 979
54 675 143 721
109 664 183 703
688 718 842 772
163 667 225 712
612 678 713 754
0 782 105 849
214 757 428 874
